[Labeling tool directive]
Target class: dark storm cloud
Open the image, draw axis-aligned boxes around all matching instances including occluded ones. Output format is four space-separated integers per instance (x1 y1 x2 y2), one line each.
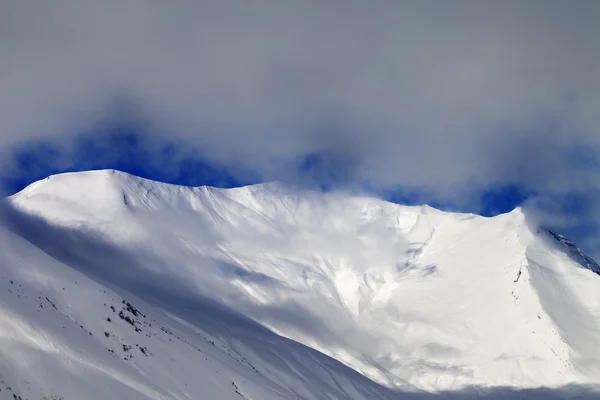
1 0 600 246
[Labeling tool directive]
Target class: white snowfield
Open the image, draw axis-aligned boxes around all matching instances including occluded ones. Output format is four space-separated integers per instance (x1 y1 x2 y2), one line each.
1 169 600 399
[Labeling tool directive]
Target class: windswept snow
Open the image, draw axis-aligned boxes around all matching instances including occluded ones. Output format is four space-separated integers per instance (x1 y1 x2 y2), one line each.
1 169 600 399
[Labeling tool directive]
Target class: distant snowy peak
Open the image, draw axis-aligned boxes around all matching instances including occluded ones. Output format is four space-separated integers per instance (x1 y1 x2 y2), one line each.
5 169 600 394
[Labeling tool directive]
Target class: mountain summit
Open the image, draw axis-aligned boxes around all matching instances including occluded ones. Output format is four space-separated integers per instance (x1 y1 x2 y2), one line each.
1 169 600 399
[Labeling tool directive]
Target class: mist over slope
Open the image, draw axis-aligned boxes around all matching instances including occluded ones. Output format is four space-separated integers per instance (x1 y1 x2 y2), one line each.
1 169 599 399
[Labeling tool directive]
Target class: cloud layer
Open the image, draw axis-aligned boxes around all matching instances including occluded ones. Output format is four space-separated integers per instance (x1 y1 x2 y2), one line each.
1 1 600 248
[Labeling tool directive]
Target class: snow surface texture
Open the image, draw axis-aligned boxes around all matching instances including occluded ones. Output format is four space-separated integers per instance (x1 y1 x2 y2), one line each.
1 169 600 399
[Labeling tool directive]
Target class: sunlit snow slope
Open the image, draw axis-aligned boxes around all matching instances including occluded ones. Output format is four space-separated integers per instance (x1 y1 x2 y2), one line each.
2 169 600 399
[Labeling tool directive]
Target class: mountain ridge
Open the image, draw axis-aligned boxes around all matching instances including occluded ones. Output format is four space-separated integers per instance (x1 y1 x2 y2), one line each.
14 168 515 213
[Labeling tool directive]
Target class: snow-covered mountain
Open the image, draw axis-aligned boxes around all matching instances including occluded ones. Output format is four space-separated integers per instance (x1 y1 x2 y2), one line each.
1 169 600 399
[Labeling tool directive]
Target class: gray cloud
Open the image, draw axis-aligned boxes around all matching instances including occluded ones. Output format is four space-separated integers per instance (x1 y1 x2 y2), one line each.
1 1 600 248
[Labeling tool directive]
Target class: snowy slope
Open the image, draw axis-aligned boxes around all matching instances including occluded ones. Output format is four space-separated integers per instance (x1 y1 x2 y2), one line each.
2 169 600 398
0 214 409 400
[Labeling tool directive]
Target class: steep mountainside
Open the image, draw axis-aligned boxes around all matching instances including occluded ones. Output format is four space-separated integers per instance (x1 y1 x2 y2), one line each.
1 169 600 399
